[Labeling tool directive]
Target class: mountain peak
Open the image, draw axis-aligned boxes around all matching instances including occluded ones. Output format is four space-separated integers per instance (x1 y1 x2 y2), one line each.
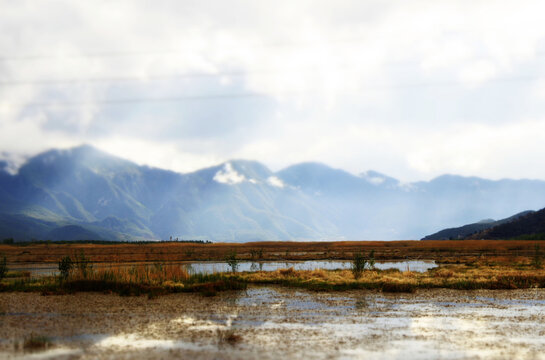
360 170 399 187
194 159 275 186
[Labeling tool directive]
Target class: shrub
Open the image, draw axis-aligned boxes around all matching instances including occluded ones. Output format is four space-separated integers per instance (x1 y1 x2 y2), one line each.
352 252 367 280
368 250 376 269
58 256 73 281
74 250 93 278
0 255 6 281
225 251 239 273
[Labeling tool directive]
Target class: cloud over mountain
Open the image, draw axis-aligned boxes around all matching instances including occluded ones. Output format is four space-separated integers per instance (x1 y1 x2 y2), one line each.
2 145 545 242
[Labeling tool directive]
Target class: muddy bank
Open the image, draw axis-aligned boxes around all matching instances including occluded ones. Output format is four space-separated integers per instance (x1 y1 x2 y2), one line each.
1 287 545 359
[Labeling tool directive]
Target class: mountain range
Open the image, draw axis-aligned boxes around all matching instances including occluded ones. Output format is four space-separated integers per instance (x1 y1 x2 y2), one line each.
421 211 535 240
1 145 545 242
466 208 545 240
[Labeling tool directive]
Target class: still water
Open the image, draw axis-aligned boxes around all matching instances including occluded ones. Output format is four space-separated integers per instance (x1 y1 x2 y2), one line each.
184 260 437 274
10 260 436 276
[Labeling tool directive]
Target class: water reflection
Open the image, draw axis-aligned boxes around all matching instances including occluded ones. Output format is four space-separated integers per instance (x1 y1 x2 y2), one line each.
184 260 437 274
12 260 436 277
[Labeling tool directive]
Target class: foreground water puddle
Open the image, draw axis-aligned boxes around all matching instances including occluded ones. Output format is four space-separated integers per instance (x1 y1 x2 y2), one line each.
3 288 545 359
2 347 83 360
93 333 217 352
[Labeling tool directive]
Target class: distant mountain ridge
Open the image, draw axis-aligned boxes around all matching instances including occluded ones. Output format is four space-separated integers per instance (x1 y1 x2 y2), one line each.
421 211 535 240
467 208 545 240
2 145 545 242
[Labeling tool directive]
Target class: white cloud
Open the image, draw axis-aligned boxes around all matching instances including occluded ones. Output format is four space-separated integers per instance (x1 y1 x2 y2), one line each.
267 176 285 188
458 60 498 86
213 163 246 185
361 172 386 186
406 119 545 179
2 1 545 181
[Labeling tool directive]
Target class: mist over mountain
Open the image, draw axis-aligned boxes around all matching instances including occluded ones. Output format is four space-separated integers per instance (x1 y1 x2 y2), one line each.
1 145 545 242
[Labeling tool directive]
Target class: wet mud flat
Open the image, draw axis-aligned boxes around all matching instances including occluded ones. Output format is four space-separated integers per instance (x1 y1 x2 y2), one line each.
1 287 545 359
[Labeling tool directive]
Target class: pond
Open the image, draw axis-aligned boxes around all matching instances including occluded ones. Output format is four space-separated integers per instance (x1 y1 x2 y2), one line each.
9 260 437 277
184 260 437 274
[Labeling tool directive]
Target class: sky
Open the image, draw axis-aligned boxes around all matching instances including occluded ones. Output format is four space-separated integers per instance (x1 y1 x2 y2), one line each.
1 0 545 181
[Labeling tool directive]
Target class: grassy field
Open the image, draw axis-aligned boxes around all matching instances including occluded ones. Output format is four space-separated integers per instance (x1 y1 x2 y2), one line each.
1 239 543 264
1 240 544 296
1 260 545 296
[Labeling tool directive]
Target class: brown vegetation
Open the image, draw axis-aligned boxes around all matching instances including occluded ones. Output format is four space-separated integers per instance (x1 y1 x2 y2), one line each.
235 264 545 292
1 239 544 265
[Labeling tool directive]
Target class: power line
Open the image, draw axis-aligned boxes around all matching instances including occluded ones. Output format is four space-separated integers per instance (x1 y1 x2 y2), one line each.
0 70 248 86
0 37 376 62
17 92 272 108
0 62 417 87
4 73 544 109
1 64 541 88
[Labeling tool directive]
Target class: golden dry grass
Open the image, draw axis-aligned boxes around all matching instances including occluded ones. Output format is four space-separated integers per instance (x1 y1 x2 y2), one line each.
73 263 191 285
232 263 545 291
1 239 544 265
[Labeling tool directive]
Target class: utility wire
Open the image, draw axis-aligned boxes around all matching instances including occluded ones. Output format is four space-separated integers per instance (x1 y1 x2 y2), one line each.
1 65 542 88
4 73 544 109
0 37 377 62
0 61 418 87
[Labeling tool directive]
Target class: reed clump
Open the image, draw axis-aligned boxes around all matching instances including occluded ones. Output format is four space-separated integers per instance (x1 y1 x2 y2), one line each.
234 264 545 292
1 255 247 296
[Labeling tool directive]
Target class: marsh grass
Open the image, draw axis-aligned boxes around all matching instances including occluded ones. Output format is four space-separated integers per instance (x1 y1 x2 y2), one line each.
1 261 247 296
4 256 545 296
23 334 52 351
234 263 545 292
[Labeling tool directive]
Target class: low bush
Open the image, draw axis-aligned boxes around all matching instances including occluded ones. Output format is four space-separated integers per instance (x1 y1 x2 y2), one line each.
58 256 73 281
352 252 367 279
225 251 239 273
74 250 93 278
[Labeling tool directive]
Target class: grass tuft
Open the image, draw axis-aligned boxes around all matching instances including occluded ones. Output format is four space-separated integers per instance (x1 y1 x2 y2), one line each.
23 335 52 351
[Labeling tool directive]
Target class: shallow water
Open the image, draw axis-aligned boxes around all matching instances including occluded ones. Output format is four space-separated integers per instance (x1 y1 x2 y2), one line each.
185 260 436 274
10 260 436 277
2 287 545 359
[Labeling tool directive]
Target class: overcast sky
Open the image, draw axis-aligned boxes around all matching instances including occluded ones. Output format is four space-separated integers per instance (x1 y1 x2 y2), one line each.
1 0 545 181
